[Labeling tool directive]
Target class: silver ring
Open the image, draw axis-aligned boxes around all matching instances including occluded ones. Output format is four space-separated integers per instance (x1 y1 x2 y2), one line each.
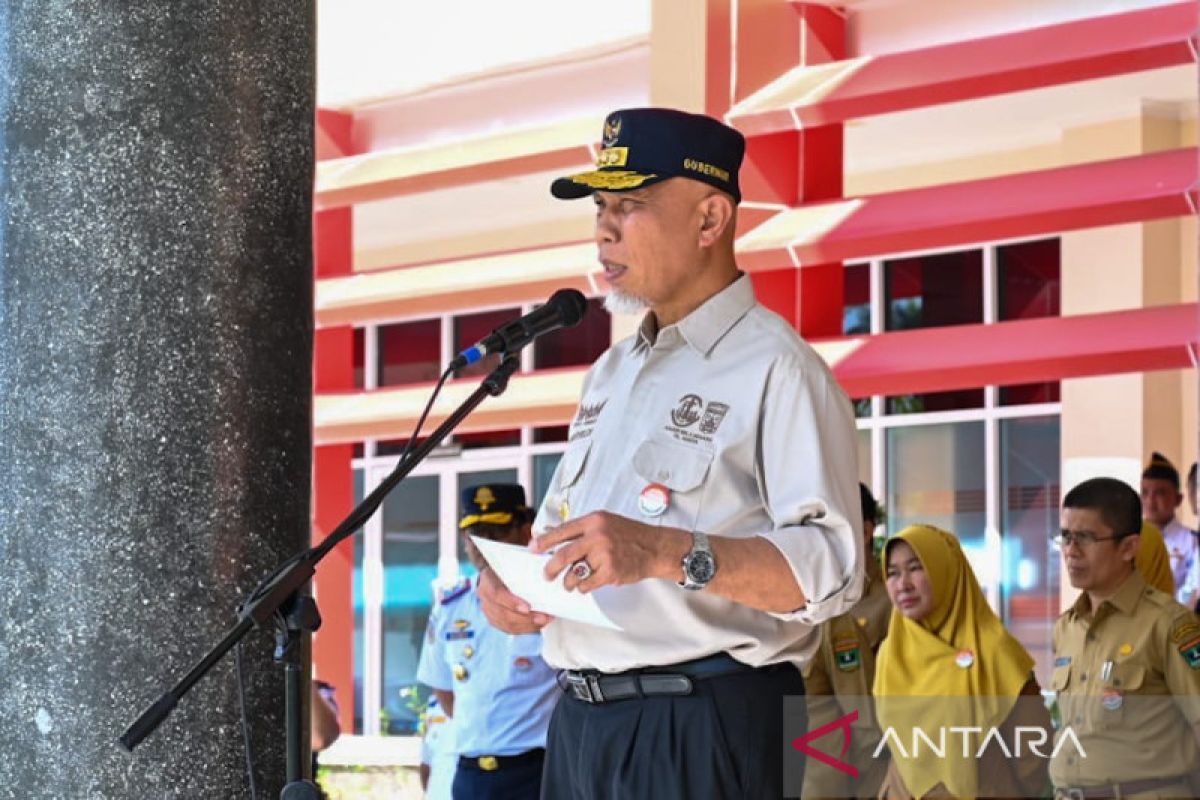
570 560 593 582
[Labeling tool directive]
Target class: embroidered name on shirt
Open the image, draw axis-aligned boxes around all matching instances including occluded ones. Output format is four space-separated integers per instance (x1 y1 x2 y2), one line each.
570 399 607 441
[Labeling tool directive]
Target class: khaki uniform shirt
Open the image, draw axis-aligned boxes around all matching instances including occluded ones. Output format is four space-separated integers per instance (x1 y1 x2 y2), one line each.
1050 571 1200 789
533 275 864 672
802 563 892 799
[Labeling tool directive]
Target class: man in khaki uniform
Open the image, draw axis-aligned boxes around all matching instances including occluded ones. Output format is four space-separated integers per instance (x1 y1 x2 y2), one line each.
1052 477 1200 799
802 483 892 799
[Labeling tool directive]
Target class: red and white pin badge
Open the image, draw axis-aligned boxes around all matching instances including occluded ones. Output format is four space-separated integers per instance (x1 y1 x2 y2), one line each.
638 483 670 517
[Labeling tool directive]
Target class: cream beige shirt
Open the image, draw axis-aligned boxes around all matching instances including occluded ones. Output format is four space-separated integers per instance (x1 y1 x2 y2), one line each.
534 275 864 672
1050 570 1200 788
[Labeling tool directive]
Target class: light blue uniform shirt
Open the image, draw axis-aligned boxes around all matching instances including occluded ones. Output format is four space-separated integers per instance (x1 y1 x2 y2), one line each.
420 695 456 800
416 578 558 757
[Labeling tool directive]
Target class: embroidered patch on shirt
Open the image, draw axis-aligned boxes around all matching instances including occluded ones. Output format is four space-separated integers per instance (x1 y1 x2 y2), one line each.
1177 635 1200 669
834 640 861 672
1172 620 1200 644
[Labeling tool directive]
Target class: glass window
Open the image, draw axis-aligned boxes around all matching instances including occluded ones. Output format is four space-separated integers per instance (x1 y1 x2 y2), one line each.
353 327 365 389
998 239 1059 321
885 249 982 332
454 308 518 380
1000 382 1060 406
378 319 441 387
456 468 521 573
886 388 984 415
379 475 439 735
887 422 989 592
534 453 564 509
534 426 569 444
843 263 870 335
999 239 1061 406
456 429 521 449
534 298 611 370
1000 416 1061 686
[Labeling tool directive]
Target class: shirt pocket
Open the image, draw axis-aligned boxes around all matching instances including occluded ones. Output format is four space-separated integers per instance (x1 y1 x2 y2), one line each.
546 439 593 523
558 439 592 491
1095 661 1145 730
631 437 714 531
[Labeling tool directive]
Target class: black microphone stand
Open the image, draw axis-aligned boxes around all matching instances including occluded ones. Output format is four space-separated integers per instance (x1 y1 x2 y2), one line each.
119 355 523 799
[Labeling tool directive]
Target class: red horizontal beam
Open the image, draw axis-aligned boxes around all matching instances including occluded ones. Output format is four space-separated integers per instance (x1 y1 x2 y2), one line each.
828 303 1199 398
732 2 1198 135
738 147 1199 270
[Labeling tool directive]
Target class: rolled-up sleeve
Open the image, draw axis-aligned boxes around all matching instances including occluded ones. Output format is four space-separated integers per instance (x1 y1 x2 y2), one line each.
755 354 864 624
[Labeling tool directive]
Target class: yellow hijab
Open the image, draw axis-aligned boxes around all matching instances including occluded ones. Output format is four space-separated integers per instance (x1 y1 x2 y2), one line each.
1135 520 1174 595
873 525 1035 799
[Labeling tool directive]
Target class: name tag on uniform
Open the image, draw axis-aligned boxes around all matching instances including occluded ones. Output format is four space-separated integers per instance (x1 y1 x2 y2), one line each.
1054 656 1071 667
445 630 475 641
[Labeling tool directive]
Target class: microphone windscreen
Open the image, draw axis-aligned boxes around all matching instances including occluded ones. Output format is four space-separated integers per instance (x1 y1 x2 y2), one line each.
549 288 588 327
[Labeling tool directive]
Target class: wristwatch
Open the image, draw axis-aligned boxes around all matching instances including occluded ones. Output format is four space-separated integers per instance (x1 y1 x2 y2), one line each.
679 530 717 591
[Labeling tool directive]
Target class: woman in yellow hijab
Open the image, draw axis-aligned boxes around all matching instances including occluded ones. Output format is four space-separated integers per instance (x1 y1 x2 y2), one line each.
873 525 1051 799
1135 520 1174 595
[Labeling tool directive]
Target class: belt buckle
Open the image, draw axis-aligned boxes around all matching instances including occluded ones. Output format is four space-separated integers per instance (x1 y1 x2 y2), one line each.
478 756 499 771
566 673 605 703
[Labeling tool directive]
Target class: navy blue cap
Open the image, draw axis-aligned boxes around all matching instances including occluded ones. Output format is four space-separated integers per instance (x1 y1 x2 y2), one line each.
551 108 746 203
1143 452 1180 488
459 483 531 529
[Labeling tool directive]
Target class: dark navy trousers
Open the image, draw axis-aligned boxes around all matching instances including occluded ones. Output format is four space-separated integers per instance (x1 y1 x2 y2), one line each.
540 662 805 800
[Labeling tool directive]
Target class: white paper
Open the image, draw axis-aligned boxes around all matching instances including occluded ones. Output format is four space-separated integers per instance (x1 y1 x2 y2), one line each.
470 536 623 631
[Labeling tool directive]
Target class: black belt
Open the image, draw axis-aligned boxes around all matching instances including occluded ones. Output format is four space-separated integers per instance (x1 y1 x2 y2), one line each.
557 652 758 705
1055 775 1192 799
458 748 545 772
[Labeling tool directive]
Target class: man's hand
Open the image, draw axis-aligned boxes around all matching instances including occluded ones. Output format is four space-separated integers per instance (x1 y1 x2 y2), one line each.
533 511 690 593
477 567 553 634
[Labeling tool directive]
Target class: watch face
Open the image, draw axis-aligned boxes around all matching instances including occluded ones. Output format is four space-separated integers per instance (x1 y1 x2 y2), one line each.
687 552 716 584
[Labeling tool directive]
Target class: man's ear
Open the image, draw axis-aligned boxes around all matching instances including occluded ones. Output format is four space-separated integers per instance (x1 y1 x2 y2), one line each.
1119 532 1141 564
697 192 735 247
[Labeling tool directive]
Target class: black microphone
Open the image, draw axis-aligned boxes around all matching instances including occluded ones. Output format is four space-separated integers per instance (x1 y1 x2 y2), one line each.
449 289 588 371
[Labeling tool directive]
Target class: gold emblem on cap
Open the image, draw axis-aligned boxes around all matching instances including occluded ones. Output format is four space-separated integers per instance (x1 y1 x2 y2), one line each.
595 147 629 168
474 486 496 511
602 116 622 147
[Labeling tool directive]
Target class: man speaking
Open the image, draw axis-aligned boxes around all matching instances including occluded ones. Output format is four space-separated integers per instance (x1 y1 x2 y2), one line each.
479 107 863 799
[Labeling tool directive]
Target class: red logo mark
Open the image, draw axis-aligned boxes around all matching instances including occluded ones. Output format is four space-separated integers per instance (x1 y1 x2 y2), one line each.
791 710 859 778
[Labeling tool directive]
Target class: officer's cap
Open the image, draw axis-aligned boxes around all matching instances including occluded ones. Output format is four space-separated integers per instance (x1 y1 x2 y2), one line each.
1142 452 1180 489
459 483 531 530
551 108 746 203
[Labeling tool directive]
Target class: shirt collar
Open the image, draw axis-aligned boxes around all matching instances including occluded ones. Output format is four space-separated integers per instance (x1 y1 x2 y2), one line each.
1070 569 1146 619
633 273 756 356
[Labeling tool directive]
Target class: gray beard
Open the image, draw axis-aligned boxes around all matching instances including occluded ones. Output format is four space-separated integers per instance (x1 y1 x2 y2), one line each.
603 290 649 316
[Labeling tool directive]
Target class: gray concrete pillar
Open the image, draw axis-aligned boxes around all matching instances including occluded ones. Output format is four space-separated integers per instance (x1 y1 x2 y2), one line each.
0 3 314 797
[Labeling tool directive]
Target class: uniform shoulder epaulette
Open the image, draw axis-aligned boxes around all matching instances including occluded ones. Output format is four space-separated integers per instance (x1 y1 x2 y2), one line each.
439 578 472 605
1140 585 1174 609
